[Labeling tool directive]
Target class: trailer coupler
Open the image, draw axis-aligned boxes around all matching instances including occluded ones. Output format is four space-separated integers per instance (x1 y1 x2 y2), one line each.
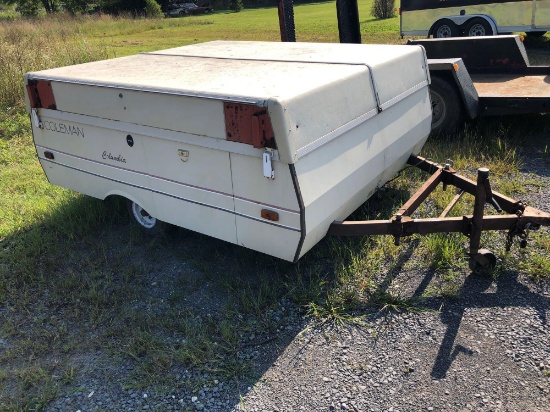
328 155 550 271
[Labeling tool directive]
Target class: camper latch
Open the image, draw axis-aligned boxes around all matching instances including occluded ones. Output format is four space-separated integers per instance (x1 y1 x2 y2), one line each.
31 108 43 129
263 150 275 179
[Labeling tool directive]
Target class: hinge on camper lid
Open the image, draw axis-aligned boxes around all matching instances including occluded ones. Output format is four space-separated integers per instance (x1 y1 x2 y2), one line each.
263 149 275 179
31 108 43 129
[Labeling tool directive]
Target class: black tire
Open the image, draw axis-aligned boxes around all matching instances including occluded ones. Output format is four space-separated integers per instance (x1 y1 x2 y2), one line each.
432 19 460 38
429 76 463 135
127 199 171 236
465 17 493 36
528 31 546 37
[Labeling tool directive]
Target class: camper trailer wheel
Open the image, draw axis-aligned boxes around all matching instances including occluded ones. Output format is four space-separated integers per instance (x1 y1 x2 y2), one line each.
127 200 170 235
429 76 462 134
433 19 459 38
465 18 493 37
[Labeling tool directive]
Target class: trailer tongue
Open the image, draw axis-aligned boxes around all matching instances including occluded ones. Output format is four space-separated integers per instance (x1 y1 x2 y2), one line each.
329 156 550 270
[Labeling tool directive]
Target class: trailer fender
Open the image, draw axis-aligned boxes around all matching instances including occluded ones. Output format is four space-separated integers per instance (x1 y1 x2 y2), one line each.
429 15 498 38
427 59 480 132
104 190 171 234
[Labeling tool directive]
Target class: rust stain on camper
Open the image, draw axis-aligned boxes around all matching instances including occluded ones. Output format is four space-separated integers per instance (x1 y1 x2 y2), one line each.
27 79 57 110
224 103 276 149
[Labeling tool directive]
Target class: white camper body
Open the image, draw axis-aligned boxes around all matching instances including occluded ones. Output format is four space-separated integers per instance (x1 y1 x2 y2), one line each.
25 41 432 262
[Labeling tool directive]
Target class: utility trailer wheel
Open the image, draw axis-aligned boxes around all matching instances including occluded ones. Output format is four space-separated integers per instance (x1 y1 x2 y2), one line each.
465 18 493 36
433 19 460 38
468 249 497 274
429 76 463 134
127 199 171 235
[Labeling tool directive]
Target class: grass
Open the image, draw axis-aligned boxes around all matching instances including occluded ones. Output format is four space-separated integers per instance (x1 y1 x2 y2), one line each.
1 3 550 410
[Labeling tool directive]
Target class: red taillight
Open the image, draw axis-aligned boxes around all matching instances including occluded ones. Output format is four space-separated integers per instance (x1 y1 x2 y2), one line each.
44 151 55 160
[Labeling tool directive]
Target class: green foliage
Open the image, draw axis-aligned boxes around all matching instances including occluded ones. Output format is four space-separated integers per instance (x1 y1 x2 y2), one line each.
229 0 243 12
100 0 163 15
12 0 41 16
371 0 395 19
0 21 109 110
5 0 61 15
144 0 163 17
63 0 89 14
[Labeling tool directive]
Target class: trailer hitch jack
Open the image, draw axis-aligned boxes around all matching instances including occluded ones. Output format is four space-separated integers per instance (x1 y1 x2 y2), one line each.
329 155 550 271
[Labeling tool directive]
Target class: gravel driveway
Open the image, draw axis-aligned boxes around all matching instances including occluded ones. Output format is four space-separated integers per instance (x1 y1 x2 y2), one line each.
38 138 550 412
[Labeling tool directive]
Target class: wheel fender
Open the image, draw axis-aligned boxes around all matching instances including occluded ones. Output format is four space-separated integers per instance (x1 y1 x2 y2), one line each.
429 59 480 120
463 15 498 35
428 15 497 37
103 190 155 215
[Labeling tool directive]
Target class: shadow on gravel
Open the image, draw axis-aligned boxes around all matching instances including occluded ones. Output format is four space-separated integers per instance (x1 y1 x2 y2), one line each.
427 270 549 379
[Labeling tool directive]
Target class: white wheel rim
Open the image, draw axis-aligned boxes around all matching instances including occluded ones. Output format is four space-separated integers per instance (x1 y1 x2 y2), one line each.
469 24 486 36
131 202 156 229
437 25 452 38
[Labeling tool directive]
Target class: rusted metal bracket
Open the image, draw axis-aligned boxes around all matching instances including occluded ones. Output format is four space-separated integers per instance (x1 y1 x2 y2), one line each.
328 155 550 270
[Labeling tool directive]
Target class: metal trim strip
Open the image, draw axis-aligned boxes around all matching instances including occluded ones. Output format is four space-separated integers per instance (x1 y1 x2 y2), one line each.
38 156 301 233
380 80 429 111
39 109 280 161
295 108 378 159
289 163 306 263
26 75 264 106
36 145 299 215
144 52 381 67
400 30 430 36
401 0 528 12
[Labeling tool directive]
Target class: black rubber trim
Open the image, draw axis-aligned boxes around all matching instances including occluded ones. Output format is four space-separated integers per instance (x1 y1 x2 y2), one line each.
401 0 524 12
289 163 306 263
31 116 52 185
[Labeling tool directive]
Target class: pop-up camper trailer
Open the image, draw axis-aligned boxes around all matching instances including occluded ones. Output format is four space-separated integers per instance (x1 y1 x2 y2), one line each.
25 41 432 261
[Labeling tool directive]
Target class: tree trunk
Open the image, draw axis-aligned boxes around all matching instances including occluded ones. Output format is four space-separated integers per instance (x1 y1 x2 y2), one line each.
41 0 57 13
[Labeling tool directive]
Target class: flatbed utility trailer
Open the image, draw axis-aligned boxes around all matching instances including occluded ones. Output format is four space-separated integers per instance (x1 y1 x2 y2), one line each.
277 2 550 134
408 35 550 132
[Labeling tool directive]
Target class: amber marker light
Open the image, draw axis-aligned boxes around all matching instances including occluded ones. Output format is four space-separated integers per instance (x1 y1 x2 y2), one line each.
453 63 460 71
261 209 279 221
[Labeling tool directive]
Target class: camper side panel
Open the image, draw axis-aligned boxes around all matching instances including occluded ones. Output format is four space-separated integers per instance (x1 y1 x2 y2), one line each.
230 153 302 262
31 107 238 244
295 88 431 259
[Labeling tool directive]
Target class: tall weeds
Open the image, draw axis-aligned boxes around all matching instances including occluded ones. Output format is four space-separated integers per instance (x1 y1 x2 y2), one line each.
0 15 110 110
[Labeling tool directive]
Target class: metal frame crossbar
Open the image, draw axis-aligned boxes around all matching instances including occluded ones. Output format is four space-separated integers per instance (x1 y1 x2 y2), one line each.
328 155 550 270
